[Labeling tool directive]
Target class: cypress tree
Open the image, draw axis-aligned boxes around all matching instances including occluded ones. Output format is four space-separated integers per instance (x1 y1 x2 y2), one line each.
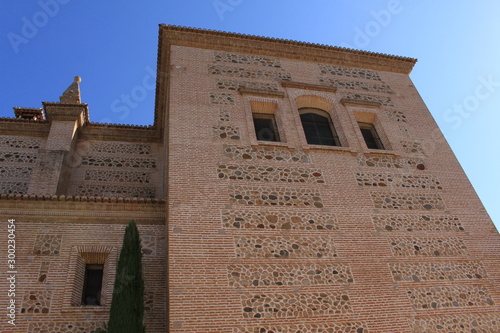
107 220 145 333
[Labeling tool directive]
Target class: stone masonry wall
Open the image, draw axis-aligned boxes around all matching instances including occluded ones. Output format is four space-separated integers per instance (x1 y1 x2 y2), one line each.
0 214 166 332
68 141 162 198
0 135 43 194
166 44 500 333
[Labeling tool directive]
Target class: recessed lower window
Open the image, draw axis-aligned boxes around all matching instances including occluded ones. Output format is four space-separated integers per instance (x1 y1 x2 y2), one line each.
358 122 384 149
82 264 104 306
253 113 280 142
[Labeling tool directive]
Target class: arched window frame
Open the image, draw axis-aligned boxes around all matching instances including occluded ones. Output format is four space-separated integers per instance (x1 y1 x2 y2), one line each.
298 107 341 146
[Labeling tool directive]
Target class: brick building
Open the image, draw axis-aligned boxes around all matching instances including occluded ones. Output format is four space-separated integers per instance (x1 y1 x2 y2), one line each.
1 24 500 332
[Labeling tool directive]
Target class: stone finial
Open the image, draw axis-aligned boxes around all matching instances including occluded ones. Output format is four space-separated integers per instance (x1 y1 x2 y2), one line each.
59 76 82 103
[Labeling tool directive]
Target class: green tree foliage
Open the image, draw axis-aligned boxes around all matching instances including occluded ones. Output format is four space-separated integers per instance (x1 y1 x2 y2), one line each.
107 220 145 333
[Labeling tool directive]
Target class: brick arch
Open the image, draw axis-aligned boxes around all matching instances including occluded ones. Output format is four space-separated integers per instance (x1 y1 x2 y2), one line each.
295 95 332 111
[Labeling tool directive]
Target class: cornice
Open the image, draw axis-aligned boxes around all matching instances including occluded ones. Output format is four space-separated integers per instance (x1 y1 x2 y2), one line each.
81 123 161 142
0 193 165 204
0 117 50 137
340 98 382 107
0 209 166 223
0 194 166 221
238 87 285 98
42 102 89 126
159 24 417 74
282 81 338 93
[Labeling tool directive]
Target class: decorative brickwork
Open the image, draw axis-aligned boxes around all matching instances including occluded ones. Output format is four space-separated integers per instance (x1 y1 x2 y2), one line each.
341 92 394 106
209 64 292 81
0 181 29 194
218 164 324 184
406 285 494 310
0 151 37 163
90 142 151 155
69 139 160 199
386 109 408 122
28 321 107 333
233 322 368 333
215 51 282 68
401 140 424 154
319 64 382 81
235 236 337 258
0 141 36 194
0 135 42 149
357 154 422 169
356 172 442 189
222 210 338 230
228 263 353 287
372 214 464 232
241 292 352 318
141 235 156 256
409 314 500 332
0 165 33 179
224 144 310 162
38 262 50 283
389 237 468 257
219 108 230 121
229 185 323 207
212 125 241 139
399 125 411 137
144 289 155 312
33 234 62 255
371 191 445 210
74 184 155 198
84 170 150 183
390 261 486 282
318 77 393 94
217 79 279 91
21 290 52 314
90 142 152 155
210 92 235 105
80 156 157 168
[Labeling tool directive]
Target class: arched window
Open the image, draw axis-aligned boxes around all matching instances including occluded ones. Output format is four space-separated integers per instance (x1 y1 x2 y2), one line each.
299 108 340 146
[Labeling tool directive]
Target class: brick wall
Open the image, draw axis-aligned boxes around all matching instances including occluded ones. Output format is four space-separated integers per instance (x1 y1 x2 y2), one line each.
0 198 166 332
165 44 500 332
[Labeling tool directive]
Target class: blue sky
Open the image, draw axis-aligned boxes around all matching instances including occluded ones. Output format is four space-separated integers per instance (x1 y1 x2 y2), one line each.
1 1 499 229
